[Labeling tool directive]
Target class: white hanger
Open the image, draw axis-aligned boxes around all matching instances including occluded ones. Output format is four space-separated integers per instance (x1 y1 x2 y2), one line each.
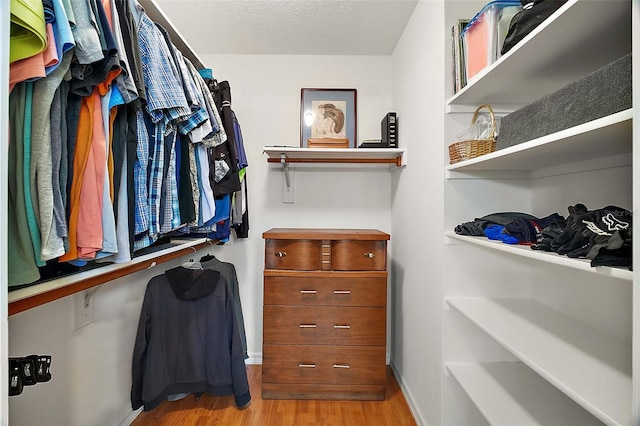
182 247 203 270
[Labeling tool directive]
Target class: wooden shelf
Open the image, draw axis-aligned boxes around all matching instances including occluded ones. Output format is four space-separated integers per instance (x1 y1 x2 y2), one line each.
447 0 631 110
445 297 632 426
446 362 603 426
8 238 213 316
263 146 406 167
446 232 632 281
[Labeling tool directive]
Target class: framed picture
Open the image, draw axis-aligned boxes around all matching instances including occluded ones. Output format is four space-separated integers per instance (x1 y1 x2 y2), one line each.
300 88 357 148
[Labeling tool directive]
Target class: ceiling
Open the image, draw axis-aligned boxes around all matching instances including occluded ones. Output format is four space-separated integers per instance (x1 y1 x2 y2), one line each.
154 0 419 56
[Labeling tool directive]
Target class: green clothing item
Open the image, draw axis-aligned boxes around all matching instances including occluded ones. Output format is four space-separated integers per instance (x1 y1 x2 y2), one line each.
22 82 46 268
8 83 41 286
10 0 47 63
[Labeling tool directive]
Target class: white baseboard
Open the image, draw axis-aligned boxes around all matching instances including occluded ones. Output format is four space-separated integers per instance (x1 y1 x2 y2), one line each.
246 352 262 364
117 407 142 426
390 362 427 426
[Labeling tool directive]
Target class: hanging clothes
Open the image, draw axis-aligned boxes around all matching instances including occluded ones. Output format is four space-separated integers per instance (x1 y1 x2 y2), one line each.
30 51 72 261
9 0 47 63
231 114 249 238
7 0 249 287
208 80 241 197
131 266 251 411
199 254 248 359
8 83 41 285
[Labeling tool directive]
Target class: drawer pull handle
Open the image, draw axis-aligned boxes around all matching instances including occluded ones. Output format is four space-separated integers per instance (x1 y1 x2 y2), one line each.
275 251 287 258
333 290 351 295
299 324 317 328
364 252 375 259
333 363 350 369
333 324 351 329
300 290 318 294
299 363 316 368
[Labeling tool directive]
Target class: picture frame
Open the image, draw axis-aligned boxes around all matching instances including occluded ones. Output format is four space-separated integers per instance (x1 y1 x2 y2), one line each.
300 88 357 148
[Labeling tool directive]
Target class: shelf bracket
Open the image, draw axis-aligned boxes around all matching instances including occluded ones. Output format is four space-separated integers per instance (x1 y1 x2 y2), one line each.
84 285 103 308
280 154 295 203
281 154 290 190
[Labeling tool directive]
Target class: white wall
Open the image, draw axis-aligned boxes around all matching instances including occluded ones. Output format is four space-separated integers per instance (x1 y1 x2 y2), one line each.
390 1 445 425
7 54 396 425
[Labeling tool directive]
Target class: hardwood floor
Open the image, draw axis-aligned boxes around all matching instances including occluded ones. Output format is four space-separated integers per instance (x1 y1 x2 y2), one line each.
131 364 417 425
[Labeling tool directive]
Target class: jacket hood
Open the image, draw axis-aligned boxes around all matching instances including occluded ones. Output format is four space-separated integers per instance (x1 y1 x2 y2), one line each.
165 266 221 300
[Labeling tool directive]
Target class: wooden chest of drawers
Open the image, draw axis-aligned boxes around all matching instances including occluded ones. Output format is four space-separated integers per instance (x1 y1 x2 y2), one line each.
262 228 390 400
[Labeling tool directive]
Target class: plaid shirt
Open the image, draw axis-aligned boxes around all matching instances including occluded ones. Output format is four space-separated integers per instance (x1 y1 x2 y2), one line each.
133 108 149 237
135 13 190 247
186 60 226 148
159 130 181 234
174 49 210 136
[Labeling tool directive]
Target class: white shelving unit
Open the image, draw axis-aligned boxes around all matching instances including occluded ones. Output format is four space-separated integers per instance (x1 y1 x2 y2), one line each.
445 362 605 426
442 1 636 425
446 298 631 425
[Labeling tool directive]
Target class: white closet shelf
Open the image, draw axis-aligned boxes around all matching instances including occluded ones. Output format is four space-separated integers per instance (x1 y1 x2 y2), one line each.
445 362 603 426
446 109 632 176
447 0 631 109
445 232 632 281
445 297 632 426
263 146 407 167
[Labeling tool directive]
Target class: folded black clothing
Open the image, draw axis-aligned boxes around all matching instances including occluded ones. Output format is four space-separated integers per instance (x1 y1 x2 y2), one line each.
454 220 488 236
540 217 567 241
532 216 567 251
531 239 552 251
455 212 539 236
591 244 631 268
505 212 564 243
557 205 632 259
587 228 631 260
479 212 539 226
581 205 631 236
564 233 597 258
558 227 591 256
550 203 590 252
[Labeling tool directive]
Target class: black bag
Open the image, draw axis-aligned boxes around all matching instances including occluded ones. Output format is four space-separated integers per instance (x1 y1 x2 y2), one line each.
501 0 567 55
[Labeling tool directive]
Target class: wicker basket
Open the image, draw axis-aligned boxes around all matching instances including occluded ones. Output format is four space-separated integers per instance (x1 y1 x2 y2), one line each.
448 104 497 164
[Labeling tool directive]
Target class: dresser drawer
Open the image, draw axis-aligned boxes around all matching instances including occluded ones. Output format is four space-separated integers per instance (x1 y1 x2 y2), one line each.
331 240 386 271
263 306 386 345
264 274 387 307
265 239 322 270
262 344 386 386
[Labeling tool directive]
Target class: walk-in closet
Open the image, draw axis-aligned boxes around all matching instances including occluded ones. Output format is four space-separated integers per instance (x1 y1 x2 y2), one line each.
2 1 638 425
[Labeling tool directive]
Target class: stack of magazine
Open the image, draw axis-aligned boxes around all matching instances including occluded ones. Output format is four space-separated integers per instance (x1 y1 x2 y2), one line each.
451 18 470 95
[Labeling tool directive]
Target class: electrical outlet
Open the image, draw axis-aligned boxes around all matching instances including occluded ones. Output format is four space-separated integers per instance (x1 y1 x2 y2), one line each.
74 291 94 330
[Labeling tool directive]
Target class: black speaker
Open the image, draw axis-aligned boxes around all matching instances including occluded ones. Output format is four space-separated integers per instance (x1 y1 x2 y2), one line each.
381 112 397 148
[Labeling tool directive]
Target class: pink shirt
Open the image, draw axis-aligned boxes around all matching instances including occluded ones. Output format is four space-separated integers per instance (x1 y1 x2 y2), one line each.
9 23 58 92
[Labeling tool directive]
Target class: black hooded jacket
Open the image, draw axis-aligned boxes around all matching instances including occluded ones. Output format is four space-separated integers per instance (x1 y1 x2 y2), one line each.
131 266 250 411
